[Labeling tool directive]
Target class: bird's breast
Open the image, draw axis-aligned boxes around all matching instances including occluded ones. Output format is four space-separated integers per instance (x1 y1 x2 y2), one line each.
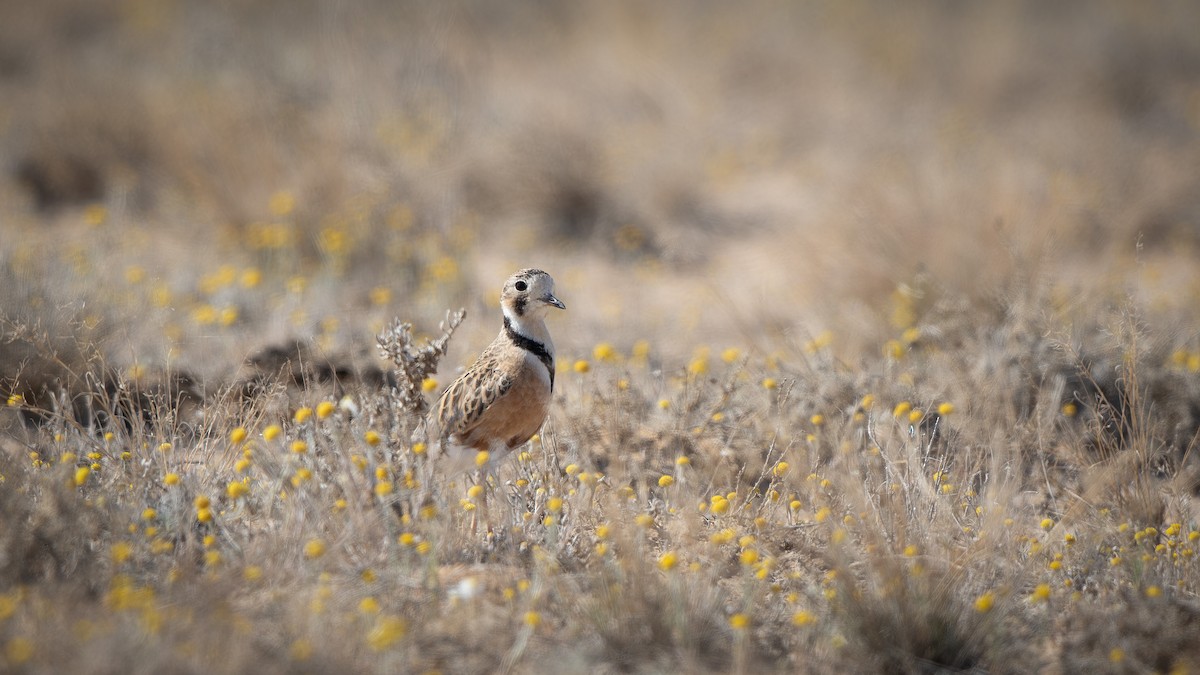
456 354 552 453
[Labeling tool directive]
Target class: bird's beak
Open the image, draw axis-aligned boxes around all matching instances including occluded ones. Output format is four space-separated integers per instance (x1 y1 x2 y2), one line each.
544 293 566 310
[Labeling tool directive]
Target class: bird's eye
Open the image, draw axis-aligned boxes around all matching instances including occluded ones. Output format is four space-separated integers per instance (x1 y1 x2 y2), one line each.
514 280 528 292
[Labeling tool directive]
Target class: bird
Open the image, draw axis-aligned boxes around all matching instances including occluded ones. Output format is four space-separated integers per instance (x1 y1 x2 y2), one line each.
430 268 565 474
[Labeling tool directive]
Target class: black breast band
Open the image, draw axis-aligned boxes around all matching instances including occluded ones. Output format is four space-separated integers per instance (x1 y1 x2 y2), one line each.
503 316 555 390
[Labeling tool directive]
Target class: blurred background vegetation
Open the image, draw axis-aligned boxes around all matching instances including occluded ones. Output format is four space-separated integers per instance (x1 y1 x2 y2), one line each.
3 0 1198 382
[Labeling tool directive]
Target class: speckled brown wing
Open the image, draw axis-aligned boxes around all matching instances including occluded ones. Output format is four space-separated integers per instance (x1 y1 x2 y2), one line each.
434 344 516 444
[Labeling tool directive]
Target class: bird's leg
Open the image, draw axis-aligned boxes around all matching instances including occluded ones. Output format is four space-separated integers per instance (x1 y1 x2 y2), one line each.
478 469 492 538
465 469 491 539
467 470 480 537
477 440 510 543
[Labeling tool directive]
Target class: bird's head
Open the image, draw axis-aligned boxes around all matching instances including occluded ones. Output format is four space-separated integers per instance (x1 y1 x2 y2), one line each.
501 268 565 319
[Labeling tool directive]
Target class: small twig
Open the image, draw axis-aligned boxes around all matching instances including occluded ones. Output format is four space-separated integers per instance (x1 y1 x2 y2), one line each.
376 309 465 418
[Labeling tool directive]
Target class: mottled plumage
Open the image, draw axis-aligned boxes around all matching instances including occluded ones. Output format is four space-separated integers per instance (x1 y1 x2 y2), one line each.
432 269 565 471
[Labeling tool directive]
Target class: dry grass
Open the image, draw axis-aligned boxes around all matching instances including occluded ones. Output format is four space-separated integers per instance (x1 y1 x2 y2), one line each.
3 0 1200 672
